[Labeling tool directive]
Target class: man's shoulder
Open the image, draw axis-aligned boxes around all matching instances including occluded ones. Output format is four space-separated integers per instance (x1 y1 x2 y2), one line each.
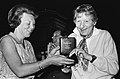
96 29 112 39
68 33 77 37
99 29 111 36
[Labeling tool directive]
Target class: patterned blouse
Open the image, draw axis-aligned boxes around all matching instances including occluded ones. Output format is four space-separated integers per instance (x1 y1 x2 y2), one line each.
0 32 37 79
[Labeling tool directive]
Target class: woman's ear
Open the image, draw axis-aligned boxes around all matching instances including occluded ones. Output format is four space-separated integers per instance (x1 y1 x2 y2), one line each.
94 22 96 25
73 18 76 24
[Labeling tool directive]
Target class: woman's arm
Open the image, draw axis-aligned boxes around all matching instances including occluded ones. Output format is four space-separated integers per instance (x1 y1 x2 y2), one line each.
0 36 44 77
0 36 74 78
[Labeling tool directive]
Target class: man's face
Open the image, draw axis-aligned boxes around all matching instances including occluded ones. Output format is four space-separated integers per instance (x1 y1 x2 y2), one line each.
75 12 94 36
19 13 35 38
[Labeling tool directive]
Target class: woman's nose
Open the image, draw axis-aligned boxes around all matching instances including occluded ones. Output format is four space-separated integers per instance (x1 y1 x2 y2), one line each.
31 25 35 29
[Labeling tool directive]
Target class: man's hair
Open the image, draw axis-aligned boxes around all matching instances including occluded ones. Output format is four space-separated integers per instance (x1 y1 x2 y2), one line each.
8 4 39 28
73 4 98 23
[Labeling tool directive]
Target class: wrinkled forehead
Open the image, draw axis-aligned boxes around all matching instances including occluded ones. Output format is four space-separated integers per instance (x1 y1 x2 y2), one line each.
21 13 35 23
75 12 93 19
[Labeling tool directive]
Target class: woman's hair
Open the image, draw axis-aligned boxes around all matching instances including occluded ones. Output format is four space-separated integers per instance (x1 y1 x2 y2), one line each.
73 4 98 23
8 4 39 28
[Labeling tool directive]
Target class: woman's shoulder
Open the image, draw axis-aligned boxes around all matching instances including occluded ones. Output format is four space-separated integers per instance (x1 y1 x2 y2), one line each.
0 35 12 43
0 35 14 50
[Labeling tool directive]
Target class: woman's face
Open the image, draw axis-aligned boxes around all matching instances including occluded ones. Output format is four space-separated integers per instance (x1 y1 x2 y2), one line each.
75 12 94 36
19 13 35 38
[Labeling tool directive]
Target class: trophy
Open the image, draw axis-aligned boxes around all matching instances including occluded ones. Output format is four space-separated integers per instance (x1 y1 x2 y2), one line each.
47 30 78 73
59 37 78 66
59 37 76 56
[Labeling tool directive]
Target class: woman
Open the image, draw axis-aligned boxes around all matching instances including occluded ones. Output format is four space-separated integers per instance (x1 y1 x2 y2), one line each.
0 4 74 79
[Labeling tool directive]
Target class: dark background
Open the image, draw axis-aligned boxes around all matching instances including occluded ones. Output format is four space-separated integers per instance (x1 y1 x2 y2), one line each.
0 0 120 78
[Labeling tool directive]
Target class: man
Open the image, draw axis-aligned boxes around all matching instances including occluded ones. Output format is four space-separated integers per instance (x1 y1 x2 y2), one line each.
69 4 119 79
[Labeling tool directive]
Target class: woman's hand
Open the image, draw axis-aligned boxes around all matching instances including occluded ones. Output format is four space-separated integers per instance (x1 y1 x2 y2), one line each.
47 44 60 58
50 46 60 55
47 55 74 66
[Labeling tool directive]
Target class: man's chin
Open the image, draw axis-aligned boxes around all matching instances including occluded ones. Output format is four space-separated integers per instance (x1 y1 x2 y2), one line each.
80 31 88 36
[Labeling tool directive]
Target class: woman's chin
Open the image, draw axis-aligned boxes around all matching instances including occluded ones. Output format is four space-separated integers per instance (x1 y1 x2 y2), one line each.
25 33 31 38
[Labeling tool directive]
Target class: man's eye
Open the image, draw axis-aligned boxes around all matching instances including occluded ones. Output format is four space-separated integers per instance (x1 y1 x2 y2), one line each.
77 16 82 18
85 20 89 22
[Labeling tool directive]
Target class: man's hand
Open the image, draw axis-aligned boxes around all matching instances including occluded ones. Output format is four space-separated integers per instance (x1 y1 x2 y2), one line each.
69 48 92 61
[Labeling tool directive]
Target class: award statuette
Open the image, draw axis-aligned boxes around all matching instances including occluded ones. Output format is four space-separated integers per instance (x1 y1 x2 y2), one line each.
59 37 76 57
59 37 78 67
59 37 78 73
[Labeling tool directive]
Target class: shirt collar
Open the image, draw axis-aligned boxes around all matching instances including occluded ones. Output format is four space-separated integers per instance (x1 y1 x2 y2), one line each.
73 26 99 38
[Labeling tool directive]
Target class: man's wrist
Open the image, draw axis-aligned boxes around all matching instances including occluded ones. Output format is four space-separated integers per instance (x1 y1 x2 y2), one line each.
86 54 97 63
86 54 92 61
90 55 97 63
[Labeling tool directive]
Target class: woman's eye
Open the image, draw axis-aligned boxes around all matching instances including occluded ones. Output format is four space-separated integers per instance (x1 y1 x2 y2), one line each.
77 20 81 22
33 24 35 27
27 23 30 25
77 16 82 18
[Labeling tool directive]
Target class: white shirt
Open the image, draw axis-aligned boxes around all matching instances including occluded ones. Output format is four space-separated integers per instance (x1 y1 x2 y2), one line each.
69 27 119 79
